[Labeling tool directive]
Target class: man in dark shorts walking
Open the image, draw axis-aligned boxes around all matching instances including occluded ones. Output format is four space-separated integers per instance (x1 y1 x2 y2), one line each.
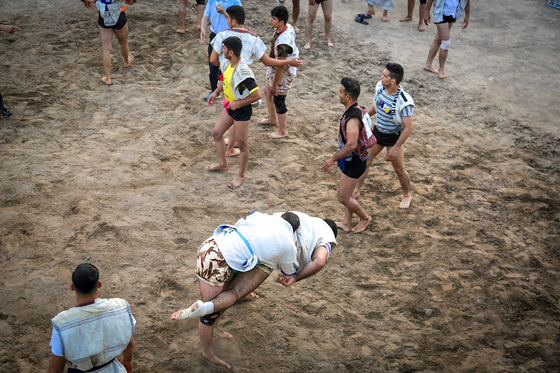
321 77 372 233
81 0 136 85
354 63 414 209
423 0 470 78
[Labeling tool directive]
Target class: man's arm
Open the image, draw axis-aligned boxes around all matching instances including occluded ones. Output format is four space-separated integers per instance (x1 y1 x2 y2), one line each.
260 53 303 68
124 0 137 5
321 117 361 172
367 104 376 117
200 16 209 41
119 337 134 373
229 85 262 110
209 49 220 67
424 0 434 24
0 25 21 33
216 4 230 23
277 246 329 286
462 0 470 30
47 355 66 373
386 115 412 161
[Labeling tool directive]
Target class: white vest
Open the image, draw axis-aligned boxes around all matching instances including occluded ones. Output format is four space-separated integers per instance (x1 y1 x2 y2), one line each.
51 298 134 372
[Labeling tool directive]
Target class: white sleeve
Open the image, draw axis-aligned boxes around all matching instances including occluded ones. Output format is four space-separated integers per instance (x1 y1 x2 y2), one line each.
50 328 63 357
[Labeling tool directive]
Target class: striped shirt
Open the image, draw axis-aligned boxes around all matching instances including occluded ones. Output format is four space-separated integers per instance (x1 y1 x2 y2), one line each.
211 28 267 66
374 88 413 134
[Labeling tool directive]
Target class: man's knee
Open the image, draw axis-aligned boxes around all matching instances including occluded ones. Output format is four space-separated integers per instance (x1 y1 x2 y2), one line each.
199 311 220 326
235 138 248 151
273 95 288 114
324 14 332 22
440 38 451 50
212 127 223 140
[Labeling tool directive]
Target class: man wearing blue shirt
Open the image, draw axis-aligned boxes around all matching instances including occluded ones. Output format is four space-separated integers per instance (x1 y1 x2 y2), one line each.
200 0 242 100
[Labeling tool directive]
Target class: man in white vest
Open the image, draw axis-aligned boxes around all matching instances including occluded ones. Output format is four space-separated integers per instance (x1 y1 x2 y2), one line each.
171 211 337 369
47 263 135 373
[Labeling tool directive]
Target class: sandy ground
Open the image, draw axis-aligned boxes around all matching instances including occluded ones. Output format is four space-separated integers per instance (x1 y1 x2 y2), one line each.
1 0 559 371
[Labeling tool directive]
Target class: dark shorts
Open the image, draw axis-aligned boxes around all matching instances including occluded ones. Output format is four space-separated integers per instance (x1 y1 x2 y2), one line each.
98 11 127 30
373 126 400 147
435 14 456 24
227 104 252 122
196 0 206 4
419 0 427 4
339 155 367 179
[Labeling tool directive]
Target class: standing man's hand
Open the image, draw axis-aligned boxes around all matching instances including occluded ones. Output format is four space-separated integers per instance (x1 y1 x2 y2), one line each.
462 16 469 30
120 360 133 373
0 25 21 33
81 0 95 9
321 158 335 173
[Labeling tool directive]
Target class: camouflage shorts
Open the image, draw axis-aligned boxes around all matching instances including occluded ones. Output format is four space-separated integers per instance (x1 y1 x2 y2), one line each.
265 67 294 94
196 237 233 286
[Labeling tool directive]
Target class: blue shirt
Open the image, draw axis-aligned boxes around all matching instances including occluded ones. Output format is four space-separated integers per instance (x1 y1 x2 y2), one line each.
204 0 243 35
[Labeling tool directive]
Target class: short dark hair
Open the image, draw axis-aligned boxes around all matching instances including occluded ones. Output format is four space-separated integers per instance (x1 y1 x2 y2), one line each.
271 6 289 24
340 77 360 101
386 62 404 84
281 212 300 232
323 219 338 238
72 263 99 295
227 5 245 25
222 36 243 57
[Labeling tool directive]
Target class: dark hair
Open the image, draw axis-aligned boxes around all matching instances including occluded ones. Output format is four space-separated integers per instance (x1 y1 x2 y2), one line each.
340 77 360 101
271 6 289 24
72 263 99 295
227 5 245 25
386 62 404 84
222 36 243 57
281 212 300 232
323 219 338 238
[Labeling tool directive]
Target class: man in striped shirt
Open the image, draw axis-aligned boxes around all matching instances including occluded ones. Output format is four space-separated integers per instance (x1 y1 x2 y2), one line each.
355 63 415 209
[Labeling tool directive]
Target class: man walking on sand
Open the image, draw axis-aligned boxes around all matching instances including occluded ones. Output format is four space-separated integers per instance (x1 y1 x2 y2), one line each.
81 0 136 86
354 63 414 209
399 0 427 31
206 36 262 189
321 77 372 233
423 0 470 79
177 0 205 34
47 263 135 373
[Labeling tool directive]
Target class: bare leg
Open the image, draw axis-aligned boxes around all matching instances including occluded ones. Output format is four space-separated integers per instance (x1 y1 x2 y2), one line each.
225 125 240 157
99 27 114 85
382 9 389 22
114 24 132 67
417 3 426 31
207 110 233 171
229 121 249 189
400 0 414 21
258 82 278 125
366 4 375 16
305 3 319 49
438 23 453 79
338 173 371 233
387 145 412 209
354 144 384 199
322 0 334 47
292 0 301 33
424 22 451 75
177 0 188 33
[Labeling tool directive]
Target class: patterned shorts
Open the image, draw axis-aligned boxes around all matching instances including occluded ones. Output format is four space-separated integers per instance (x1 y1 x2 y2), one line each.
266 67 294 94
196 237 233 286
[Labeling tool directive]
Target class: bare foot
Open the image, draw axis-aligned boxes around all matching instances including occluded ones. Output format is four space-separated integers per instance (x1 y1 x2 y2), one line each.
214 326 233 339
382 15 389 22
229 175 244 189
400 16 412 22
202 352 231 370
304 42 311 50
555 136 560 141
268 131 289 139
326 40 334 47
399 195 412 209
124 54 133 68
366 10 375 16
293 24 300 34
241 292 259 301
226 148 240 157
207 164 228 171
101 76 111 86
353 215 372 233
423 65 438 75
176 28 186 34
438 69 447 79
336 221 352 232
418 22 426 31
258 118 278 125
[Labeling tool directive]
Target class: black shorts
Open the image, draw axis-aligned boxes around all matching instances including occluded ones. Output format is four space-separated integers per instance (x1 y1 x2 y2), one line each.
435 14 456 24
338 155 367 179
419 0 426 4
373 126 400 147
98 11 127 30
227 105 252 122
196 0 206 4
